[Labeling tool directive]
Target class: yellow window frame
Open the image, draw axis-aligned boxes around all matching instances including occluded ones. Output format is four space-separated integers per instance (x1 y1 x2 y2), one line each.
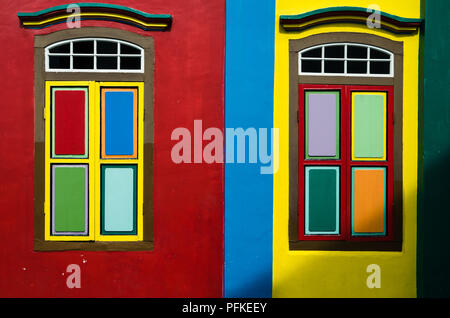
44 81 144 242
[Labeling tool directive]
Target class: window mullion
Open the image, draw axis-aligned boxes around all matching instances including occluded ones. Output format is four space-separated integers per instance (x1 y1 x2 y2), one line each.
91 81 99 241
118 42 121 70
298 44 392 77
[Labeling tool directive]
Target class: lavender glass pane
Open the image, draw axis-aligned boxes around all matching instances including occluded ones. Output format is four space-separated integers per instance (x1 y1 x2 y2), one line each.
307 93 337 157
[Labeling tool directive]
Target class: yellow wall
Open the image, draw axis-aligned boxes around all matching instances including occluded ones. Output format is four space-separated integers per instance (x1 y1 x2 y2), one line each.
273 0 421 297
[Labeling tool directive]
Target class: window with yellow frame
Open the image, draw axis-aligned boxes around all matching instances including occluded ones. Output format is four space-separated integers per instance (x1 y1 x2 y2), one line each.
44 81 144 242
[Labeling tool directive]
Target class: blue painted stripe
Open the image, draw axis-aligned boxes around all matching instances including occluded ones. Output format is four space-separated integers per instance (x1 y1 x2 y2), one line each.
224 0 275 298
104 91 135 156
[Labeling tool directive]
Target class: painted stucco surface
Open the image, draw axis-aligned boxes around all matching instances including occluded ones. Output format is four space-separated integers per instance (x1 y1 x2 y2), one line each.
0 0 442 298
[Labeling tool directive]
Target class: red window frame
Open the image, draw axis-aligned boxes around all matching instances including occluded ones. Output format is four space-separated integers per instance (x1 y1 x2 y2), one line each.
298 84 394 242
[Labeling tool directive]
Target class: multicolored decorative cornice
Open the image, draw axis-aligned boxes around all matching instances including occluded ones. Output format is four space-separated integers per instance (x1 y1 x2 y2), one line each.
280 7 422 34
17 3 172 31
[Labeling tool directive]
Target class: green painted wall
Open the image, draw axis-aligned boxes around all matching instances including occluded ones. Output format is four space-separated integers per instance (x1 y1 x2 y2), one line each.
418 0 450 298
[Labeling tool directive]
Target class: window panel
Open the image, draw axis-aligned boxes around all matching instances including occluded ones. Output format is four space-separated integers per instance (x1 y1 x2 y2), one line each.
101 88 138 158
347 45 367 59
305 91 339 158
298 43 393 76
101 165 137 235
49 43 70 53
46 38 144 72
301 47 322 58
305 167 340 235
352 92 386 160
352 167 386 236
120 56 141 70
52 88 88 157
52 165 88 235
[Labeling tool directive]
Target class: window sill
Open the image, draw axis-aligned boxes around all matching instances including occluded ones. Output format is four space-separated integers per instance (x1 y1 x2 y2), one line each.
34 239 154 252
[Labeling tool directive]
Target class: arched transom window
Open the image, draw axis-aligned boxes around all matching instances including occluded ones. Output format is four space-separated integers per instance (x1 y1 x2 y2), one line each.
45 38 144 72
298 43 393 77
289 33 404 252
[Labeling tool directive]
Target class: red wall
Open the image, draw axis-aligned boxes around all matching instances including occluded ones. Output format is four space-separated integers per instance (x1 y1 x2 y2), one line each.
0 0 224 297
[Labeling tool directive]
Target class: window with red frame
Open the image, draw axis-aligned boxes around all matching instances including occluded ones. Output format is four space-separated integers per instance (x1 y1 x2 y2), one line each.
298 84 394 242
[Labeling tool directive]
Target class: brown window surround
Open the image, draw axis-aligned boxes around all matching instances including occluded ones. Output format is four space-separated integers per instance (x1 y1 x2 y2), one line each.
34 27 154 251
288 32 403 251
